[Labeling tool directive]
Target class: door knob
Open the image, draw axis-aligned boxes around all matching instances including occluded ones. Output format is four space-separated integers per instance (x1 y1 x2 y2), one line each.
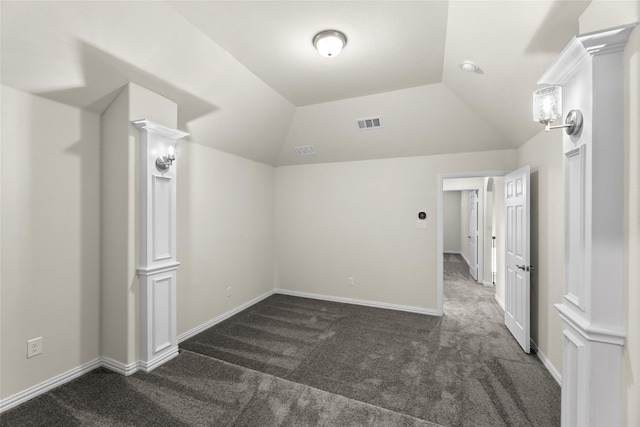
516 264 526 271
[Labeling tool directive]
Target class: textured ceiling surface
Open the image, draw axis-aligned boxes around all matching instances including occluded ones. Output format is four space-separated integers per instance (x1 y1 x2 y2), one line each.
1 1 593 166
170 1 449 106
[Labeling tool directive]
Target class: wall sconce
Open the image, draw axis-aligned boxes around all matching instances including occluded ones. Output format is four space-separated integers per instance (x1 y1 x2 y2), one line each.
156 144 176 171
532 85 583 136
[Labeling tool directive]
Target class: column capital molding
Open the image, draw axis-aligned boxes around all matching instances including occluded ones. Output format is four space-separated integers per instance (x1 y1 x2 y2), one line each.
131 119 190 141
538 22 637 85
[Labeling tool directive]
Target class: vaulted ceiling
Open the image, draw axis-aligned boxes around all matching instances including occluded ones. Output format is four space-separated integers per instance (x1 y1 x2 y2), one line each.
1 1 591 166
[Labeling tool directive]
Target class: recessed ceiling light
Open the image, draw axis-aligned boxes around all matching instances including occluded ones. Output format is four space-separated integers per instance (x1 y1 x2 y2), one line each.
461 60 479 73
313 30 347 57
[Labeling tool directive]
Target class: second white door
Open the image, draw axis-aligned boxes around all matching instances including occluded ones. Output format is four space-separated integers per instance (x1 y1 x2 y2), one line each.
504 166 531 353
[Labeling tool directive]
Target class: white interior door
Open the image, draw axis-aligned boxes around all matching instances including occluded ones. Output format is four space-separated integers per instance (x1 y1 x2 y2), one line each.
468 190 479 280
504 166 530 353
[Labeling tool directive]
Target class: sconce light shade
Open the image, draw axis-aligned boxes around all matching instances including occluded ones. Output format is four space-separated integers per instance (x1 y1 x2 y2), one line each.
532 85 583 136
313 30 347 57
156 144 177 171
533 85 562 125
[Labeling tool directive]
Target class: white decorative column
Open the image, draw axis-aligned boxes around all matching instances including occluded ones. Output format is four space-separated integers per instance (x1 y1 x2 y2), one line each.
132 119 189 372
538 23 636 426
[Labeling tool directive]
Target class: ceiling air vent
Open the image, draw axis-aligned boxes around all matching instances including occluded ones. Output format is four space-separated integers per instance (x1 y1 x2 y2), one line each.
294 145 317 156
356 116 382 131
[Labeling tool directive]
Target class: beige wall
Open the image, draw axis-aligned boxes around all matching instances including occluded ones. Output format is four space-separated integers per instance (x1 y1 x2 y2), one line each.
579 3 639 425
443 191 461 253
516 130 564 374
176 143 276 336
1 86 101 398
275 150 516 310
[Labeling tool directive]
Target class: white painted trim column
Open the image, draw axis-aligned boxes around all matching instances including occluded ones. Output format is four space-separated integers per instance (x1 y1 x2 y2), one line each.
538 23 637 426
132 120 189 372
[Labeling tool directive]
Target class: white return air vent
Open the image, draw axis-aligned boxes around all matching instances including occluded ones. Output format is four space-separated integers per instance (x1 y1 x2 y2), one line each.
356 116 382 130
294 145 317 156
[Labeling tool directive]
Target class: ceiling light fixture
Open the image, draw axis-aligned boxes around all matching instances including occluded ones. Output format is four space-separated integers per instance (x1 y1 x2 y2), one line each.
532 85 583 136
313 30 347 57
461 60 479 73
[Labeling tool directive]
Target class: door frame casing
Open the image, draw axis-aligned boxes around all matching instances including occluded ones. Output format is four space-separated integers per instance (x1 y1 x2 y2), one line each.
468 189 479 280
436 171 511 316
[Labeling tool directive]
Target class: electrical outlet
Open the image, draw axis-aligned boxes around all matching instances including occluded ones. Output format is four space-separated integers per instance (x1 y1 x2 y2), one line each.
27 337 43 358
226 286 231 298
348 277 355 286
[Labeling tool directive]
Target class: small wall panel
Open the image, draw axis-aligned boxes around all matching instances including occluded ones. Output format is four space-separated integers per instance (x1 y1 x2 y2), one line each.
564 145 586 310
152 275 173 354
562 327 585 427
152 175 173 262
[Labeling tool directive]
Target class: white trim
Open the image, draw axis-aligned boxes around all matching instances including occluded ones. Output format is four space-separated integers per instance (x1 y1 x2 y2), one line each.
274 289 438 316
0 358 102 413
437 170 511 316
177 288 438 345
459 251 471 270
137 347 179 373
177 289 276 343
555 304 626 346
531 339 562 386
131 119 190 140
482 280 494 288
137 261 180 276
495 298 562 386
538 23 637 85
100 357 140 377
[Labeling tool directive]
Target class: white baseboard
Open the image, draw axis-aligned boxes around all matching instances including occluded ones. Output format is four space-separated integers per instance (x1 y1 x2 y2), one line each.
530 339 562 386
459 252 471 268
177 289 276 343
492 295 561 385
274 288 439 316
100 356 140 377
0 358 102 413
1 291 276 414
482 280 495 287
0 287 455 414
138 347 180 373
444 250 462 255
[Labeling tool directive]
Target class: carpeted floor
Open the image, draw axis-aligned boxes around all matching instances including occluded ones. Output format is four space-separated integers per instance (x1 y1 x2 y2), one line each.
1 254 560 426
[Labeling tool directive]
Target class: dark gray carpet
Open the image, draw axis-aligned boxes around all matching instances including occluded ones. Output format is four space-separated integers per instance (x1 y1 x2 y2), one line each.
2 254 560 426
182 254 560 426
0 351 437 427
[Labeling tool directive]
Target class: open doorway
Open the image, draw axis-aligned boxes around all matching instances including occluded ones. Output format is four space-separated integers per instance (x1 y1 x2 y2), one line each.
436 172 509 316
442 187 483 283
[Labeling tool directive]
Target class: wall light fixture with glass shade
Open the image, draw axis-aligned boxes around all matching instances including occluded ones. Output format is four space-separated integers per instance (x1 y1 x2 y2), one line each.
313 30 347 57
532 85 583 136
156 143 177 170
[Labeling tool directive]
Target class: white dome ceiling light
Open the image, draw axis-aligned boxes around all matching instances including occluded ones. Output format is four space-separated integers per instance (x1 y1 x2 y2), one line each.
313 30 347 57
461 60 479 73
